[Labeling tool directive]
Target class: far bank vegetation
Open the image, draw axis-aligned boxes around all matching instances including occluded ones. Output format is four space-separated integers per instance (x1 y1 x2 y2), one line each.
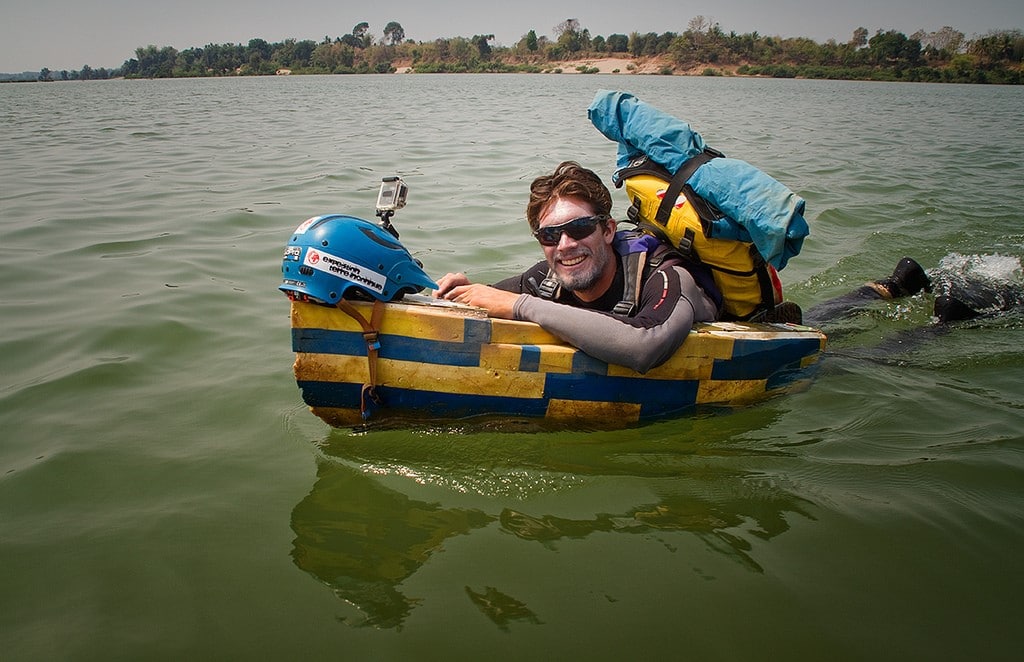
31 17 1024 85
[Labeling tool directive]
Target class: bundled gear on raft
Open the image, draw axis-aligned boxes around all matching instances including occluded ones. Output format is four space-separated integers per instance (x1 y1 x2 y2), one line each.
588 90 809 320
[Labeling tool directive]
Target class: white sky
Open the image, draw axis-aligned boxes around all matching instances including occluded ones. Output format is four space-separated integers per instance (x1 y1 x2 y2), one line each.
2 0 1022 72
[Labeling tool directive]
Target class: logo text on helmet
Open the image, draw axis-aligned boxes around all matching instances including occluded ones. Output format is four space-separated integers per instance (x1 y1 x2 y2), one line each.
304 249 387 294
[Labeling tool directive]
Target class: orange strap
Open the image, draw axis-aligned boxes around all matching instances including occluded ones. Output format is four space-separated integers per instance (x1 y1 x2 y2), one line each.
336 299 386 419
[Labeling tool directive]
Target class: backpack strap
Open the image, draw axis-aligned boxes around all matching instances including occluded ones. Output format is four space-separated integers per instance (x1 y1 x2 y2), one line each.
613 154 673 187
534 251 646 316
531 273 560 300
612 249 648 316
612 240 725 316
654 147 724 226
621 149 726 236
532 230 723 317
656 244 724 313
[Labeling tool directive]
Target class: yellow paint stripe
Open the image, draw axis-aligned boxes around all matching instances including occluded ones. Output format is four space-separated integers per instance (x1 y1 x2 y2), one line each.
534 345 578 372
292 300 475 342
606 331 733 379
292 301 362 333
479 343 522 371
378 304 474 342
489 317 561 345
295 352 547 398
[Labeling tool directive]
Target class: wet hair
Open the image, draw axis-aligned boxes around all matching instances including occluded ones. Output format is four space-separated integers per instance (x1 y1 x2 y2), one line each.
526 161 612 231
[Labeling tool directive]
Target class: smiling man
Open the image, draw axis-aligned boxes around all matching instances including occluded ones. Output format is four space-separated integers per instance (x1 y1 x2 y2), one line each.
434 161 720 373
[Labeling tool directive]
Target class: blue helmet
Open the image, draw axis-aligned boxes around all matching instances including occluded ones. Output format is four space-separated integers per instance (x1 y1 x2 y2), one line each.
279 214 437 304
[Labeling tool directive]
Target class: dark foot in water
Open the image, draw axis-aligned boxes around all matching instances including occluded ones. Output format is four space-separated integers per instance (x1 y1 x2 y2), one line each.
934 295 982 323
872 257 933 298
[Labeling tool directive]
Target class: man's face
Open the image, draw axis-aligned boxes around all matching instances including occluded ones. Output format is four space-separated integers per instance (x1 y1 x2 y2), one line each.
537 196 617 301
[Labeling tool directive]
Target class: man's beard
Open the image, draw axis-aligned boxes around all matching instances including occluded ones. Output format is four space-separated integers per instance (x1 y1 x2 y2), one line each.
551 245 610 294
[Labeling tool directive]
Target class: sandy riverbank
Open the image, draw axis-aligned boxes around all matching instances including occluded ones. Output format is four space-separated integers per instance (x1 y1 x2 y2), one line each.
395 56 740 75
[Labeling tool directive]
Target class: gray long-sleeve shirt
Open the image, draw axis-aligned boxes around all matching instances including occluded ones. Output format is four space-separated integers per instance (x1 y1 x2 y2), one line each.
496 260 718 374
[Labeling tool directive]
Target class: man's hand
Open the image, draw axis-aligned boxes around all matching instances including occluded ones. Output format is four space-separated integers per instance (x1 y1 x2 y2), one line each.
441 283 520 319
432 272 471 298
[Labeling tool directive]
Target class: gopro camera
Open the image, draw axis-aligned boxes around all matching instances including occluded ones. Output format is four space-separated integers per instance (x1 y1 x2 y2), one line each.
376 176 408 213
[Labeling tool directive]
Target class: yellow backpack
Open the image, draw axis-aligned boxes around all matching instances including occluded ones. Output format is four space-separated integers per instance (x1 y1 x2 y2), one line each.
618 154 782 320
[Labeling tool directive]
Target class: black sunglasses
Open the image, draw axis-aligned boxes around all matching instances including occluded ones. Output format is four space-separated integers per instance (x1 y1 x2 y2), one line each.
533 215 610 246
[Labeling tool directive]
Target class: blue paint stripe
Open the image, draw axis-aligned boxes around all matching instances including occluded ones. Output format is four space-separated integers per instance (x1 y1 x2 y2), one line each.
463 317 492 345
571 351 610 375
297 378 700 421
519 345 541 372
543 372 700 415
298 380 550 419
293 327 483 367
710 337 821 380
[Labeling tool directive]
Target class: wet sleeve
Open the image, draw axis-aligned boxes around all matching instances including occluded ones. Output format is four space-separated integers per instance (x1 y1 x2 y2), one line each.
511 266 716 373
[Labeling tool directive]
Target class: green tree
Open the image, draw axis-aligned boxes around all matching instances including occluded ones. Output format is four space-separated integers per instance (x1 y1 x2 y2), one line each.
969 29 1024 66
293 39 317 67
472 34 495 58
384 22 405 46
248 38 272 60
525 30 538 52
352 22 372 48
850 27 869 48
554 18 586 54
606 33 629 53
132 45 178 77
312 41 355 71
868 30 920 67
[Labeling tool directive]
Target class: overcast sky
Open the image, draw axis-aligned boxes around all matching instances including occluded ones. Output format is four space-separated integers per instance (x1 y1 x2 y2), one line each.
3 0 1022 72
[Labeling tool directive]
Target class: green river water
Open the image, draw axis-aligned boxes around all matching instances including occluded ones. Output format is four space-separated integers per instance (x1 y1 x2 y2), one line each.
1 74 1022 660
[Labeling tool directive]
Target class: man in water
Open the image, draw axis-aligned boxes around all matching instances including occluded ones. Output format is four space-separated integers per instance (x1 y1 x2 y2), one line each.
434 162 1012 370
433 161 719 374
802 257 933 326
803 255 1022 325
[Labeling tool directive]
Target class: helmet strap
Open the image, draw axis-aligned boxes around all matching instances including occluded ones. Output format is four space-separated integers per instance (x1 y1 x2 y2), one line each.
336 299 387 420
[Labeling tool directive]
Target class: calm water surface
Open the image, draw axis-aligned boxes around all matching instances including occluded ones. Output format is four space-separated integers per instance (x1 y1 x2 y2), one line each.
2 75 1023 660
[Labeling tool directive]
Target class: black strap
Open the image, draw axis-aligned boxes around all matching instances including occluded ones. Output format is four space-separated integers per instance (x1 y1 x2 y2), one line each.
655 150 718 225
612 249 647 316
710 245 776 321
536 274 559 300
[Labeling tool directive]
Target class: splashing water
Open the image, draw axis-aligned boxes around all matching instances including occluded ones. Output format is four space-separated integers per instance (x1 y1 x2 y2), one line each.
930 253 1024 318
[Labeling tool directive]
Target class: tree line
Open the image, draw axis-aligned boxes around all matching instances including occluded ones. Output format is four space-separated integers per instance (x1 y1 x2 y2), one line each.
20 18 1024 84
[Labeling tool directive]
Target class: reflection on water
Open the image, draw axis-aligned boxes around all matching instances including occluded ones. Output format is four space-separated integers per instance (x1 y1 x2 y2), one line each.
499 480 812 574
291 420 816 629
464 585 544 631
290 458 494 628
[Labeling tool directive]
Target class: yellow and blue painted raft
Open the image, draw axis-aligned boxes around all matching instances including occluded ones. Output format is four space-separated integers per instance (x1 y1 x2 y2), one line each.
289 296 826 427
